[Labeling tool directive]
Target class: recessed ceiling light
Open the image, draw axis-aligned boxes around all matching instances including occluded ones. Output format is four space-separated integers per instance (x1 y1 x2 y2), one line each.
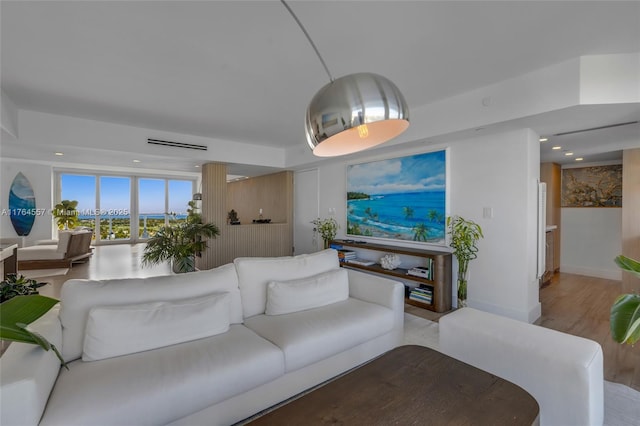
539 137 548 142
552 146 561 150
133 159 141 163
55 152 64 156
564 152 574 156
195 165 200 168
575 157 584 161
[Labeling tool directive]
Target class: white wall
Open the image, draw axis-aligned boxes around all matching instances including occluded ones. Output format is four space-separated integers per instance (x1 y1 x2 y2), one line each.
561 208 622 280
0 159 54 245
302 127 541 322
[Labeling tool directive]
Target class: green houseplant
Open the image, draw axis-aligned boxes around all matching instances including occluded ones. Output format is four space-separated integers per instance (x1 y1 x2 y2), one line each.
52 199 79 230
1 273 47 303
142 203 220 273
311 217 339 249
610 255 640 345
0 294 67 368
447 215 484 308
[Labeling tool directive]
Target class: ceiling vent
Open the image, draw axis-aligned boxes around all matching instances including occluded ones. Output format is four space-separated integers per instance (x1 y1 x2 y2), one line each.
553 121 638 137
147 138 208 151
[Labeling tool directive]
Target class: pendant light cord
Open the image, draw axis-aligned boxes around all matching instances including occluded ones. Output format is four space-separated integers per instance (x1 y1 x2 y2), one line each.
281 0 334 83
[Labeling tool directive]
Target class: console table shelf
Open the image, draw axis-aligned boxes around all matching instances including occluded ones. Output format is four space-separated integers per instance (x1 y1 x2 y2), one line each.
330 240 452 313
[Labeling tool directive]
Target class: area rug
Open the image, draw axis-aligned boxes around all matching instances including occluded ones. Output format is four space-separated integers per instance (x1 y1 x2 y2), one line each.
404 313 640 426
17 268 69 280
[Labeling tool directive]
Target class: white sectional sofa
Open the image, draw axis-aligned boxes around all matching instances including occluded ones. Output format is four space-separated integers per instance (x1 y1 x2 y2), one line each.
439 307 604 426
0 249 405 426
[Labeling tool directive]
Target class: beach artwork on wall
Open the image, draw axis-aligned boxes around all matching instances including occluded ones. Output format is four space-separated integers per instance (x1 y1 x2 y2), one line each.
562 165 622 207
8 172 37 235
346 150 447 245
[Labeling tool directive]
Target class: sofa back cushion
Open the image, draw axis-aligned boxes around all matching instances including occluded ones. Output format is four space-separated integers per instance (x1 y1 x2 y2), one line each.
56 231 73 254
265 268 349 315
234 249 339 318
60 263 241 362
82 292 231 361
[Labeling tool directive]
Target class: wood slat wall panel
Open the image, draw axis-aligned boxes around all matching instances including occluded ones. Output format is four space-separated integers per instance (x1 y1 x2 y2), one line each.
199 165 293 269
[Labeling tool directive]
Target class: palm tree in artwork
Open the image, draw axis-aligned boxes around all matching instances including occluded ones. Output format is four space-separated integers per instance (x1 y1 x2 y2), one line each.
403 206 414 219
428 209 439 223
412 223 428 241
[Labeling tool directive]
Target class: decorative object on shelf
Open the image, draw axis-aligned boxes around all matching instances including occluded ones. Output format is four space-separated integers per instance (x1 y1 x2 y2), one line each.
9 172 37 236
447 215 484 308
311 217 338 249
0 273 47 303
227 209 240 225
52 199 79 230
380 253 401 270
0 294 67 368
143 202 220 273
280 1 409 157
610 255 640 345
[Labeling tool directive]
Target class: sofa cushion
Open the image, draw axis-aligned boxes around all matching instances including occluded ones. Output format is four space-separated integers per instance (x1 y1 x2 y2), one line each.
266 268 348 315
41 325 284 426
56 231 73 254
245 298 395 372
235 249 339 318
83 292 231 361
60 263 242 362
17 245 66 261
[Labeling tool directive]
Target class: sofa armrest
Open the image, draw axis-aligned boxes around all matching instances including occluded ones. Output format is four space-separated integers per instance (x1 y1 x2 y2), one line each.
1 305 63 426
347 268 404 345
347 269 403 309
439 307 603 426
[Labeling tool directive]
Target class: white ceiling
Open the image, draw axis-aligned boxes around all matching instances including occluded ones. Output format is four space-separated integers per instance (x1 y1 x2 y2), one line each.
1 1 639 174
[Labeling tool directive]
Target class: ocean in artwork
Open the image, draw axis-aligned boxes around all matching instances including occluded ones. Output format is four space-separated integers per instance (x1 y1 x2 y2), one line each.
347 191 445 242
8 172 36 236
346 150 447 244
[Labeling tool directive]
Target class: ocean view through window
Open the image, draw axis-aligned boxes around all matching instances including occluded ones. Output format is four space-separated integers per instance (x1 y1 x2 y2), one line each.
59 173 196 244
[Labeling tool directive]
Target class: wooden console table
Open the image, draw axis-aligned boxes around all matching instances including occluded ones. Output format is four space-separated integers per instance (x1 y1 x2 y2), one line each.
331 240 452 312
248 345 539 425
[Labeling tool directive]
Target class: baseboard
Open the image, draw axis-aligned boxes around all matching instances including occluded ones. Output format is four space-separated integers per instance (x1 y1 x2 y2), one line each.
560 265 621 281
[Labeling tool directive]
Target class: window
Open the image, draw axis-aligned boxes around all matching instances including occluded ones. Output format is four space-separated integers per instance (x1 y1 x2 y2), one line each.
61 174 96 236
58 172 196 244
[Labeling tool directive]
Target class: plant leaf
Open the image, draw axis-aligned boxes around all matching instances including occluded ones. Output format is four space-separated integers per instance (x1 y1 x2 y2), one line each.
16 323 51 350
0 295 58 328
610 293 640 344
614 255 640 279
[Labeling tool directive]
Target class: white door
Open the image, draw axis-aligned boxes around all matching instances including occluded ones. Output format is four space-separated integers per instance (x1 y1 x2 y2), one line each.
294 169 319 255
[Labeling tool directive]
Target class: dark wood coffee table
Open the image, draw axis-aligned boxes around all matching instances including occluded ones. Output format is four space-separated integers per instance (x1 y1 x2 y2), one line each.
248 345 539 425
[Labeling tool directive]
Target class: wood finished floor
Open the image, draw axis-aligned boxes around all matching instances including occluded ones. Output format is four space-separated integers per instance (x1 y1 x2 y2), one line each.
36 245 640 391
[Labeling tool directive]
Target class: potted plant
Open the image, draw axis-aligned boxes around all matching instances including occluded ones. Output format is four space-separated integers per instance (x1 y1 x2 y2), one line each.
0 274 66 368
1 273 47 302
142 203 220 273
610 255 640 345
311 217 338 249
52 199 79 230
446 215 484 308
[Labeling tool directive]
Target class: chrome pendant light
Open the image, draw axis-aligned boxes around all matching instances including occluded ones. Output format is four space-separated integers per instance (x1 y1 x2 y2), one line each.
282 1 410 157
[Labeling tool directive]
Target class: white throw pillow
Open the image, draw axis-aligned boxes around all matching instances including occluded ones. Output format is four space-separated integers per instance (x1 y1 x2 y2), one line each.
82 292 230 361
265 268 349 315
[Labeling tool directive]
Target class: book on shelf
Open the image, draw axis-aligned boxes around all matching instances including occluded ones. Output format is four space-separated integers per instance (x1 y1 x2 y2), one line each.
345 258 376 266
337 249 357 258
409 285 433 304
409 293 432 304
